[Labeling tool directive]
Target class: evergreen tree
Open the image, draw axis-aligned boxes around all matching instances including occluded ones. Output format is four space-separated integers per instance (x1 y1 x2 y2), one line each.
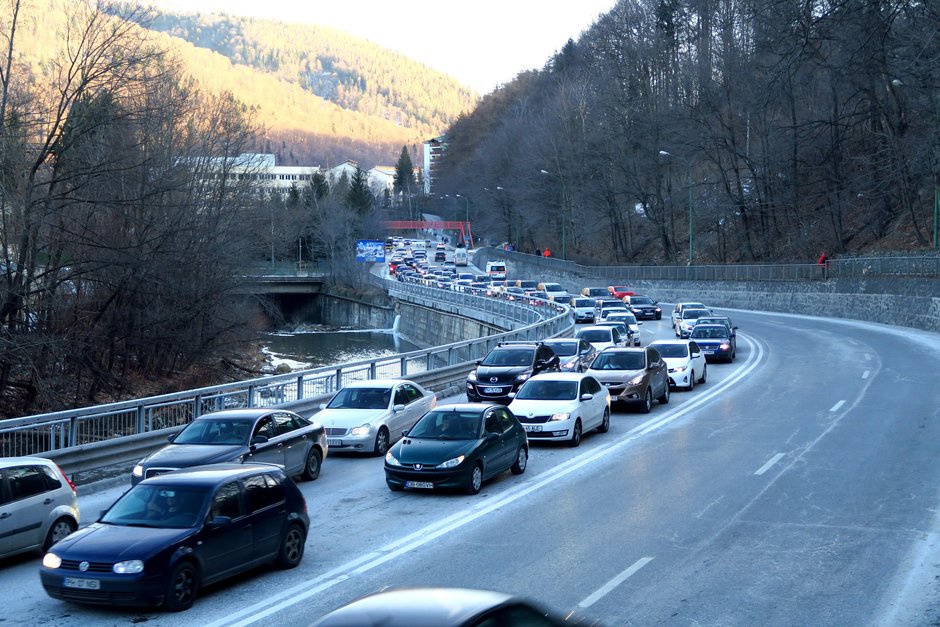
345 167 374 215
393 145 415 199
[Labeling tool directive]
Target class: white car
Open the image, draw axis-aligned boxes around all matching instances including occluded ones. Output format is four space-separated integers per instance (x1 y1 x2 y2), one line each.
648 340 707 390
671 301 709 329
317 380 437 455
675 308 711 338
0 457 79 559
569 297 597 323
539 282 569 301
508 373 610 446
604 311 642 345
575 325 627 351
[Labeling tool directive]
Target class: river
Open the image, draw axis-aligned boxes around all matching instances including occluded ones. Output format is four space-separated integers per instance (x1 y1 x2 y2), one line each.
260 325 420 371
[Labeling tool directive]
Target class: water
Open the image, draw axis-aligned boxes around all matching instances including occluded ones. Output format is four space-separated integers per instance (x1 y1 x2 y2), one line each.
261 326 419 371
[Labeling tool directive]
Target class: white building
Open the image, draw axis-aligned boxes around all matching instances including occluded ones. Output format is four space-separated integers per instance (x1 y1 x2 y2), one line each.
325 160 361 187
423 135 446 193
203 153 321 194
367 165 396 196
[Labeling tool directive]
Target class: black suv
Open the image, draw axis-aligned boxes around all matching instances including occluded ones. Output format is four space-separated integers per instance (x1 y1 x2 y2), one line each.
466 342 560 404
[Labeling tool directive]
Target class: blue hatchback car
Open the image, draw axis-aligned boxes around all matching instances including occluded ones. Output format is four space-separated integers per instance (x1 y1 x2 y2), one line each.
40 463 309 611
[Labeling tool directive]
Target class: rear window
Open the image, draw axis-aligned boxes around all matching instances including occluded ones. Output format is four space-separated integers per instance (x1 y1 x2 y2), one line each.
631 296 654 305
652 343 689 358
683 309 709 320
573 298 594 308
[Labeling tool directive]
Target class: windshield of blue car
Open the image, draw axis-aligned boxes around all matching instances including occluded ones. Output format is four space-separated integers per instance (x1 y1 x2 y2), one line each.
481 349 534 367
326 387 392 410
545 341 578 356
591 352 645 370
102 485 209 529
515 380 578 401
652 343 689 358
173 418 253 445
691 326 730 339
408 411 482 439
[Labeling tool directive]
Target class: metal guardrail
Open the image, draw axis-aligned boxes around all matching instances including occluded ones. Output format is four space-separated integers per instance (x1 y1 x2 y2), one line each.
479 248 940 281
2 276 572 465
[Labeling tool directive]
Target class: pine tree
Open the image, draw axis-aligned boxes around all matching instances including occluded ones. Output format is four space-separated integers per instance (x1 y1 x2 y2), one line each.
393 145 415 199
345 167 374 215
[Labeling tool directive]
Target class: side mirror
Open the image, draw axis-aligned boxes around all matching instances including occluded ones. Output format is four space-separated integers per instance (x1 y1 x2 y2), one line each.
485 432 499 441
393 404 405 412
207 515 232 529
251 435 269 445
691 351 701 358
167 434 176 442
507 391 516 398
580 393 594 401
319 403 327 410
475 360 482 366
638 321 644 325
732 325 738 331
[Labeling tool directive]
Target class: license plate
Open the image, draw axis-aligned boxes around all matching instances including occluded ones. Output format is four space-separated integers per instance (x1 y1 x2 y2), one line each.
327 439 342 446
405 481 434 489
483 387 503 394
702 350 714 355
524 425 542 432
64 578 100 590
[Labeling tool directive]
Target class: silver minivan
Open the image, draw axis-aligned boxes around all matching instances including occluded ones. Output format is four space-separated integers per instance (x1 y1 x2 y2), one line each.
0 457 80 558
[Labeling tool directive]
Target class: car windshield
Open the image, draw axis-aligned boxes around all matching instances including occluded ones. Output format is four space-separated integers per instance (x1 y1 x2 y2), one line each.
631 296 654 305
599 322 628 332
578 329 613 342
691 326 730 339
573 298 594 308
408 411 482 440
682 309 709 320
609 313 638 324
591 352 645 370
173 418 253 445
545 341 578 356
515 379 578 401
543 283 562 291
482 349 534 366
326 387 391 410
653 343 689 358
102 485 209 529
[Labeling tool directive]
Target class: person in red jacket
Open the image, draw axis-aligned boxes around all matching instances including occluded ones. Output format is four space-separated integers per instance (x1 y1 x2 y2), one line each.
817 251 829 278
543 248 551 258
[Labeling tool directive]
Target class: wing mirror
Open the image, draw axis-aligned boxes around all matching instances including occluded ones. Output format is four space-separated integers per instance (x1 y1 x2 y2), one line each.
485 432 500 441
250 435 269 446
207 515 232 529
167 434 176 442
580 393 594 401
393 404 405 412
319 403 327 410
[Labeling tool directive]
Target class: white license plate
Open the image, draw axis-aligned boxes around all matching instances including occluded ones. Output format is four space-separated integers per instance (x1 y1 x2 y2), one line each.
524 425 542 432
483 387 503 394
405 481 434 489
702 350 715 355
327 439 342 446
64 577 100 590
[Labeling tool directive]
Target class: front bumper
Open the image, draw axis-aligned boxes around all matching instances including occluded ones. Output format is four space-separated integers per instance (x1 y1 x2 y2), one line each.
41 569 166 607
667 369 693 388
385 465 471 491
598 381 645 403
467 381 518 404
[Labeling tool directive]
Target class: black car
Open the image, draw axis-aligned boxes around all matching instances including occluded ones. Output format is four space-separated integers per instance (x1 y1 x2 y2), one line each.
626 294 663 320
131 409 327 485
540 337 598 373
384 404 528 495
466 342 560 404
40 463 309 611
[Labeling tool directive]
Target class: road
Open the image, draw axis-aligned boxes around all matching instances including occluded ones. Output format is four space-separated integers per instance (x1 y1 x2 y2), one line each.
2 306 938 625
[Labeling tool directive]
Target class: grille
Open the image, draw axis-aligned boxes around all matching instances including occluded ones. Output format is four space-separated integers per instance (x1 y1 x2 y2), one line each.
60 560 114 573
325 427 348 436
57 588 137 602
145 467 177 479
517 415 551 424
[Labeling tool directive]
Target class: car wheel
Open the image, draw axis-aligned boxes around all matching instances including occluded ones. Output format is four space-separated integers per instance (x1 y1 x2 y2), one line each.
688 374 695 391
699 364 707 384
640 388 653 413
164 561 198 612
373 427 390 456
300 448 322 481
276 523 306 569
466 463 484 495
569 419 582 447
597 408 610 433
43 517 76 551
659 382 670 404
510 446 528 475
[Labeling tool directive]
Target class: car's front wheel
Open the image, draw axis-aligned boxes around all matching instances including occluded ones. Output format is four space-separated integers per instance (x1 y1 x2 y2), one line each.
699 364 707 384
597 408 610 433
43 517 76 551
466 463 484 495
569 419 582 447
301 448 322 481
373 427 390 456
640 388 653 413
658 382 670 404
164 561 198 612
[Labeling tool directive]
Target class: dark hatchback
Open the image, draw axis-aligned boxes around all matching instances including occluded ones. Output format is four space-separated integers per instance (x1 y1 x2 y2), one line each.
384 404 528 495
131 408 327 486
689 324 737 362
466 342 560 404
41 463 309 611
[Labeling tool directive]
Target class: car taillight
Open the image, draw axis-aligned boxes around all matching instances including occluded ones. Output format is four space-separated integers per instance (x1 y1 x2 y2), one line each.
55 463 77 492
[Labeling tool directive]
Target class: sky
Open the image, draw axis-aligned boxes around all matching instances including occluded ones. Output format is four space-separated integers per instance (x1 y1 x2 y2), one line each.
150 0 620 94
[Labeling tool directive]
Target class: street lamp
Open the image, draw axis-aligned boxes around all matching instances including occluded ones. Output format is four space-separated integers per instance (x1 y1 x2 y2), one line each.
540 169 567 259
659 150 694 265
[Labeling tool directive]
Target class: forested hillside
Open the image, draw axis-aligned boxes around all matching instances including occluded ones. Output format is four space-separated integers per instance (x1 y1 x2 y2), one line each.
435 0 940 263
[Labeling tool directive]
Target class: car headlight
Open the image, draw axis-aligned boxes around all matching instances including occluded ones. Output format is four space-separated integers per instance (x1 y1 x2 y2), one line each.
720 343 730 350
516 373 530 382
631 307 641 313
42 553 61 569
467 371 477 382
655 307 661 312
132 464 143 478
436 455 465 469
113 560 144 574
350 424 372 437
550 412 570 422
674 365 688 373
385 451 403 466
628 374 645 385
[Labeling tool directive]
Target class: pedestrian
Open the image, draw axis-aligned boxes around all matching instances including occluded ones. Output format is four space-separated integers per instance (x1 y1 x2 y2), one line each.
817 250 829 279
533 248 540 256
543 248 551 258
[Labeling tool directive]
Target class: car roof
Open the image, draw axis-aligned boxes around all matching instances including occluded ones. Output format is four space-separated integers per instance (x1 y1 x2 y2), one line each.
342 379 420 389
577 325 614 332
597 346 644 353
649 339 690 346
0 456 59 470
692 324 728 331
528 372 590 382
139 463 283 487
431 403 500 413
195 408 290 420
313 588 518 627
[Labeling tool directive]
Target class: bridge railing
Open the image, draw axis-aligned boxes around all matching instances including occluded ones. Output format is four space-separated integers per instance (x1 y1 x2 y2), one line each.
0 277 572 459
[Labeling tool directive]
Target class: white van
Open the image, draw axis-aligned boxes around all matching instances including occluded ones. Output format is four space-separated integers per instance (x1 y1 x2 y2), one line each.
454 247 468 266
485 261 507 278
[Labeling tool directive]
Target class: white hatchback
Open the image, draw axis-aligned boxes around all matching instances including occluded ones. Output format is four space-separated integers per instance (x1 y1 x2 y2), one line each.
649 340 707 390
575 325 627 351
508 373 611 446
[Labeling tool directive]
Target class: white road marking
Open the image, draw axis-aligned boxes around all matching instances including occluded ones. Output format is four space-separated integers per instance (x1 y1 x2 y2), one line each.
579 557 654 608
862 370 870 379
830 400 846 412
755 453 785 476
205 334 766 627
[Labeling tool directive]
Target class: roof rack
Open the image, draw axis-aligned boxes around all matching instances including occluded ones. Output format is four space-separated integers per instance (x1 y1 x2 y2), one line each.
496 340 542 347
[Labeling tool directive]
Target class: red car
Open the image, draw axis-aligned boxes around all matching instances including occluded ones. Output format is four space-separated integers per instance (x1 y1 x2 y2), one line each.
608 285 635 299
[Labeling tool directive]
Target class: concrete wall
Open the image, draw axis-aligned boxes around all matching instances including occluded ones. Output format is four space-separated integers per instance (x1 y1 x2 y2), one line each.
315 293 396 329
396 302 503 348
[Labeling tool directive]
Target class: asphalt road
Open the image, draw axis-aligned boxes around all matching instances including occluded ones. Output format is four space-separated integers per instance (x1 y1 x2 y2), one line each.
2 308 939 626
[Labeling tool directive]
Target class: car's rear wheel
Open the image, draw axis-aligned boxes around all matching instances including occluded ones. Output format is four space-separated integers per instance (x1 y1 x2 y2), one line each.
301 448 322 481
276 523 306 569
510 446 528 475
373 427 390 456
699 364 707 384
569 419 582 447
164 561 198 612
43 517 76 551
466 463 483 495
597 408 610 433
640 388 653 413
659 382 670 404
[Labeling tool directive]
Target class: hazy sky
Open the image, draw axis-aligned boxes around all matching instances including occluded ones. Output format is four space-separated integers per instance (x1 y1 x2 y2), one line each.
150 0 619 94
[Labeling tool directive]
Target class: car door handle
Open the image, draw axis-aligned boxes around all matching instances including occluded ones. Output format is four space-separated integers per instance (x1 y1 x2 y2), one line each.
277 443 284 448
43 498 54 505
0 512 9 519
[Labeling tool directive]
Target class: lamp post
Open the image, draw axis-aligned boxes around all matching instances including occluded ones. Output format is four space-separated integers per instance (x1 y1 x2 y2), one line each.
659 150 694 265
540 169 567 259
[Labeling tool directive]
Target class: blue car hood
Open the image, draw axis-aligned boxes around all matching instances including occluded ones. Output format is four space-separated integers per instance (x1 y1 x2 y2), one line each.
51 522 193 561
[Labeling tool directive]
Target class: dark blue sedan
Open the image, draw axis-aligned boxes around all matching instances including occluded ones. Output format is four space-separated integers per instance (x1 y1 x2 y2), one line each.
40 463 309 611
689 324 737 362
